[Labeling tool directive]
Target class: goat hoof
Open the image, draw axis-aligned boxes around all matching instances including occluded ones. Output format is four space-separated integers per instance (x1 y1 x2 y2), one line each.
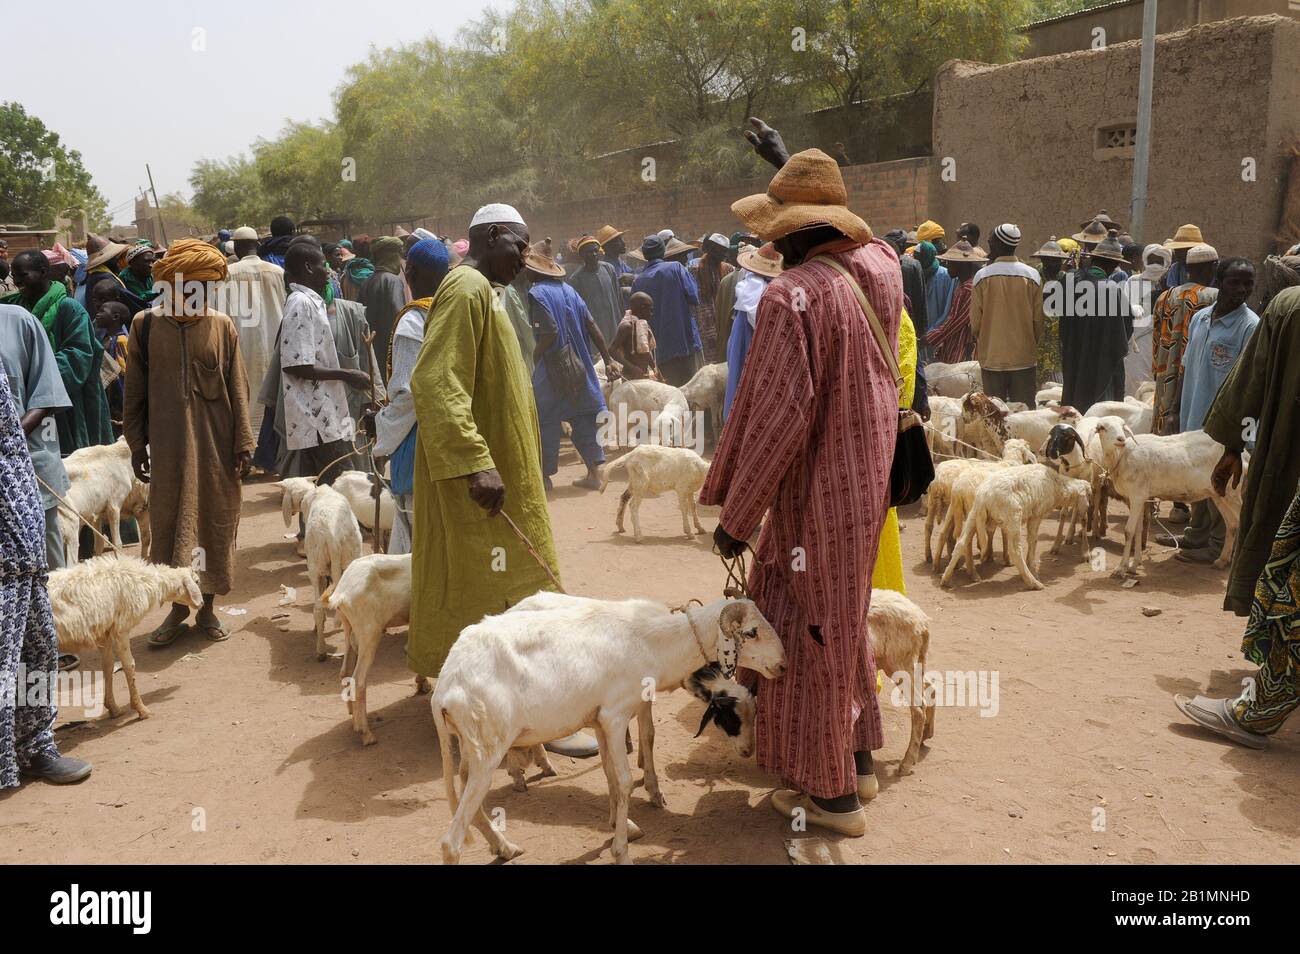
898 761 915 777
511 779 528 793
134 706 152 720
106 704 125 719
539 765 557 779
360 731 377 747
440 845 461 866
414 676 431 695
627 819 644 841
1214 558 1230 569
316 652 329 662
495 841 524 861
648 791 667 809
346 701 354 715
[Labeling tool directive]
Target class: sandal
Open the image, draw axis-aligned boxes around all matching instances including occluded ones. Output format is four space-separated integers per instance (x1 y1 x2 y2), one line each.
195 620 231 642
147 621 189 648
771 789 867 837
1173 693 1268 750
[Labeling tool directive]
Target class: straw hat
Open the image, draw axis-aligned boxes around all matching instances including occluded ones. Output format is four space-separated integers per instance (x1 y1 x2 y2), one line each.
1071 218 1109 245
523 248 565 278
1089 229 1127 264
731 148 872 244
575 234 601 252
737 242 784 279
595 225 624 247
937 240 988 264
1079 209 1122 232
1164 224 1205 250
1031 236 1069 260
85 232 130 269
664 237 697 259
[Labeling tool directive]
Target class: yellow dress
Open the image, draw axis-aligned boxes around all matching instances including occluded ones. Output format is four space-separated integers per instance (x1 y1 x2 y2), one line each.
870 308 917 595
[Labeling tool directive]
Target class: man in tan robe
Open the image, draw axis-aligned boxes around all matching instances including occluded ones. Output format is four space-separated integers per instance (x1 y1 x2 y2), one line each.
123 239 255 645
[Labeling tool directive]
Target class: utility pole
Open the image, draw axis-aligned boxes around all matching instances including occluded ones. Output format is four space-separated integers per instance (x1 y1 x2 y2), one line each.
1130 0 1157 241
146 163 168 246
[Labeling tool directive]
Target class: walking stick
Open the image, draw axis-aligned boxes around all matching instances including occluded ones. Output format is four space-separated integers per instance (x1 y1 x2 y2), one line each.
362 329 383 554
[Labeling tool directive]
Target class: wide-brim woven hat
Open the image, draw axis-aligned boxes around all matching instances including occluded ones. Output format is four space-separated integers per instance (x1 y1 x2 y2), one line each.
1089 230 1128 264
1164 224 1205 249
937 240 988 264
737 242 784 279
85 233 130 269
731 148 872 244
1080 209 1122 232
595 225 624 246
1031 235 1069 260
523 248 565 278
1071 218 1109 245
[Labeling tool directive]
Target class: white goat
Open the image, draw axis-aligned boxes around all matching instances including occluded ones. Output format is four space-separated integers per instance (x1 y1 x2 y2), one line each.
48 555 202 720
332 470 395 551
604 378 693 449
1035 384 1063 407
600 444 709 542
277 478 363 659
942 464 1088 589
925 396 963 460
1084 399 1153 435
432 595 786 864
1006 406 1082 454
679 362 727 441
869 590 936 782
927 439 1036 566
57 438 135 565
926 360 982 397
321 553 428 745
1092 420 1244 578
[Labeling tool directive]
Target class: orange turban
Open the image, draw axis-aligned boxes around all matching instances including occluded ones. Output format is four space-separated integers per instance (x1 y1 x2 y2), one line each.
152 238 229 284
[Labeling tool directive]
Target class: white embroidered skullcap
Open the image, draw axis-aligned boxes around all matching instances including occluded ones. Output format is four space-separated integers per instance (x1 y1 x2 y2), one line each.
992 223 1022 246
657 229 675 242
1185 243 1219 264
469 203 526 229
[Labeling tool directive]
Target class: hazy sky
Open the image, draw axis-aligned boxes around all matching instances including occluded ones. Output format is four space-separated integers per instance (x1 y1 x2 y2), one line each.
8 0 501 226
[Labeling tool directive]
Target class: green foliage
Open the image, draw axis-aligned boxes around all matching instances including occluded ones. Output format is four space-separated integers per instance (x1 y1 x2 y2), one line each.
189 0 1034 225
0 102 108 230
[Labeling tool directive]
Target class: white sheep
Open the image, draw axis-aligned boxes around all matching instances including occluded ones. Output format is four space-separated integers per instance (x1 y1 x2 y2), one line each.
600 444 710 542
941 463 1088 589
1091 420 1244 578
868 590 936 786
927 439 1037 567
604 378 693 449
57 438 135 565
432 594 786 864
277 478 363 659
926 360 982 397
1035 384 1063 407
679 362 727 440
1006 406 1082 454
925 395 963 460
48 555 202 720
332 470 395 552
1083 399 1152 435
321 552 429 745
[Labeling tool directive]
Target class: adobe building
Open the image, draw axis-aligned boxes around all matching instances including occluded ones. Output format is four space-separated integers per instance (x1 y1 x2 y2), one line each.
930 14 1300 263
1021 0 1299 57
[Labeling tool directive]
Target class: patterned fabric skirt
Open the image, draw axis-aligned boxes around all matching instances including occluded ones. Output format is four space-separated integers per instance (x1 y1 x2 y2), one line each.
1233 484 1300 734
696 303 720 363
0 572 59 789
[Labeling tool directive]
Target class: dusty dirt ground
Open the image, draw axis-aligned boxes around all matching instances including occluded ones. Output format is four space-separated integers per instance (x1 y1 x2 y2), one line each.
3 445 1298 866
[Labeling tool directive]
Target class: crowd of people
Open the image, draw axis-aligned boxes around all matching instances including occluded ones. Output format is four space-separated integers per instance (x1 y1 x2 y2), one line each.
3 116 1300 842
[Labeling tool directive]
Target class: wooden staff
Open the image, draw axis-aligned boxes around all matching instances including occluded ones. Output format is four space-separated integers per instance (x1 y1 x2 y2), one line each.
362 329 383 554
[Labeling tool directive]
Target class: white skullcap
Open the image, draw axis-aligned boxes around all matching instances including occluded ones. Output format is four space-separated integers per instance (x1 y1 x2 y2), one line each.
992 223 1022 246
1185 243 1218 264
705 232 730 248
231 226 258 242
469 203 526 229
657 229 674 242
412 227 437 242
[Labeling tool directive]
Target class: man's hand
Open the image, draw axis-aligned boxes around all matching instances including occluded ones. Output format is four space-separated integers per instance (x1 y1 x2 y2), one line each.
132 448 151 484
359 407 378 439
744 117 790 170
343 369 373 392
235 450 252 479
713 524 748 559
604 358 622 381
466 468 506 516
1212 449 1243 497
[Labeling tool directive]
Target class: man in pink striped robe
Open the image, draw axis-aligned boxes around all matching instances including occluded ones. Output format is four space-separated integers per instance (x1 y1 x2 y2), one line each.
701 123 901 835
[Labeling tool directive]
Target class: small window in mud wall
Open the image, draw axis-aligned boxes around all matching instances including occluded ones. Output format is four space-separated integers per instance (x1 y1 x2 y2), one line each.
1094 122 1137 159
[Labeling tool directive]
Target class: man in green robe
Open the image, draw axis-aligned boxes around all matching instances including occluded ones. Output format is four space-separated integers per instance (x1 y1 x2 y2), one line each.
5 251 112 454
1203 283 1300 615
409 203 560 678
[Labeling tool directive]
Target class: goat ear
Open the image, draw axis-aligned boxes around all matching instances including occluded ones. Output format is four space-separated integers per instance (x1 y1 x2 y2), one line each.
1123 424 1138 443
695 704 717 738
281 487 294 528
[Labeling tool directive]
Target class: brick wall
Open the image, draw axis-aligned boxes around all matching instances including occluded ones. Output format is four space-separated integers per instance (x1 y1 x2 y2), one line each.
416 156 934 249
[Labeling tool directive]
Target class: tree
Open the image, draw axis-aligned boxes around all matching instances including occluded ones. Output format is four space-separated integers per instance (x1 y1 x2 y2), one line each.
189 155 267 229
0 102 108 229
